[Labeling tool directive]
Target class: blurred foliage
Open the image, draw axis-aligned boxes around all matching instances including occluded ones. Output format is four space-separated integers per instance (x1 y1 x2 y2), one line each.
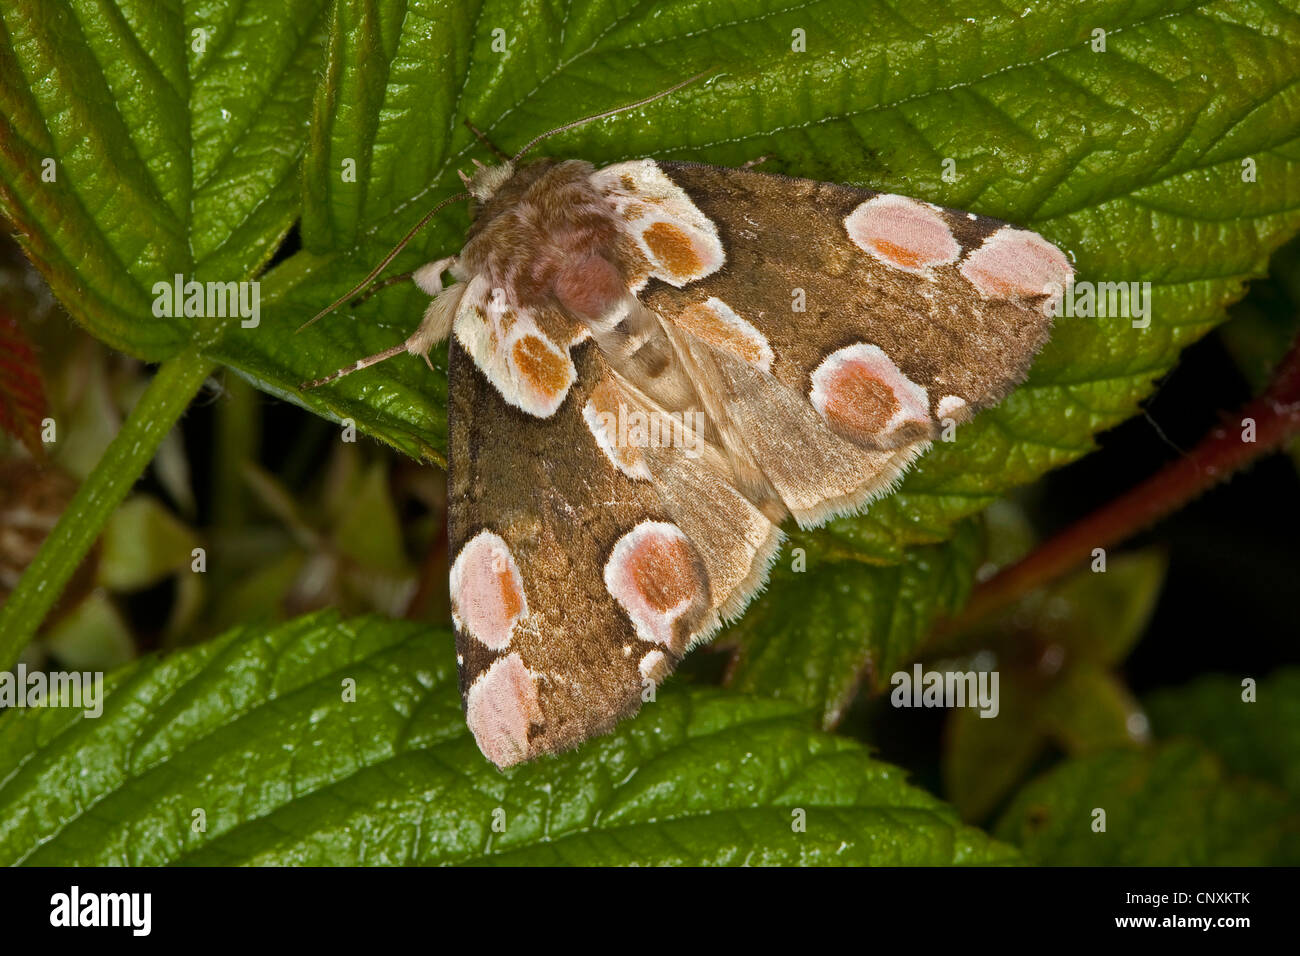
1146 670 1300 796
936 513 1165 822
0 240 447 667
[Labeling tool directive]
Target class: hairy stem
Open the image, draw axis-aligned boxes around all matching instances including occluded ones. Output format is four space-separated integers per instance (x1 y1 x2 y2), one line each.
949 330 1300 633
0 350 215 670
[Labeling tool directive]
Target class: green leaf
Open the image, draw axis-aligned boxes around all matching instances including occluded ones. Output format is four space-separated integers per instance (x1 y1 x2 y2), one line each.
724 520 981 727
1219 235 1300 393
944 675 1050 825
944 548 1168 666
995 742 1300 865
1144 669 1300 795
1039 669 1145 753
331 461 411 577
0 611 1015 866
946 669 1149 825
0 0 330 358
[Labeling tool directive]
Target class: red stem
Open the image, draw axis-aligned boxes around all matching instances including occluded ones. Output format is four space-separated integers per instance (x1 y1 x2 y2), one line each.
951 330 1300 630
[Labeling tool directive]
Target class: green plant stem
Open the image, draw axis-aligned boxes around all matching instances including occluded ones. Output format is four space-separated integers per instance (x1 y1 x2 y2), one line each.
0 350 215 669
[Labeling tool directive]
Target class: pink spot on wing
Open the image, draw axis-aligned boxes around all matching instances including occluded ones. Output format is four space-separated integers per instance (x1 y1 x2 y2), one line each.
809 343 931 445
844 195 960 274
604 522 706 652
450 531 527 651
960 227 1073 312
466 652 542 769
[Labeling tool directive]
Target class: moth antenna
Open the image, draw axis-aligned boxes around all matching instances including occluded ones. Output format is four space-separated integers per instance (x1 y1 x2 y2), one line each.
297 191 470 332
510 69 715 164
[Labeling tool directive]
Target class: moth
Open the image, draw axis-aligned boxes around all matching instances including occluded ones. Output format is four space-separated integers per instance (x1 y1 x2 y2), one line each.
302 78 1074 769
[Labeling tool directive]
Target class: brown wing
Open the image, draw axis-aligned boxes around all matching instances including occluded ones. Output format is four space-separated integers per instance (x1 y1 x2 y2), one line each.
630 161 1072 447
447 336 779 768
659 318 931 528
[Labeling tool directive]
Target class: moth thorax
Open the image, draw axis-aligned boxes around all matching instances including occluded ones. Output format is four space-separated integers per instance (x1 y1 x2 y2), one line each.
467 162 515 202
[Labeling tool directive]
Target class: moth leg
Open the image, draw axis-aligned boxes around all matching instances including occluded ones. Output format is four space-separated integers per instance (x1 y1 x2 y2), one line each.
404 281 466 364
348 270 412 306
300 341 411 389
346 255 457 307
741 155 770 170
412 256 457 295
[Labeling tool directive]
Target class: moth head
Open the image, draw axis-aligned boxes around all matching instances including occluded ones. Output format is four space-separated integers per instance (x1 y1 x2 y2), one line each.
461 160 516 203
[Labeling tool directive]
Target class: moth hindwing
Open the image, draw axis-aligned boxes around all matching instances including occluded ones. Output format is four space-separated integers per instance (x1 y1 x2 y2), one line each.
311 152 1072 769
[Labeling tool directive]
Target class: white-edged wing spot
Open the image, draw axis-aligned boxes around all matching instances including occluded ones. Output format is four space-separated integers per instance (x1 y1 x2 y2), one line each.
809 343 931 445
450 529 528 651
593 160 725 288
604 520 709 653
674 296 774 371
959 226 1073 313
844 195 960 275
465 652 543 769
453 276 578 417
